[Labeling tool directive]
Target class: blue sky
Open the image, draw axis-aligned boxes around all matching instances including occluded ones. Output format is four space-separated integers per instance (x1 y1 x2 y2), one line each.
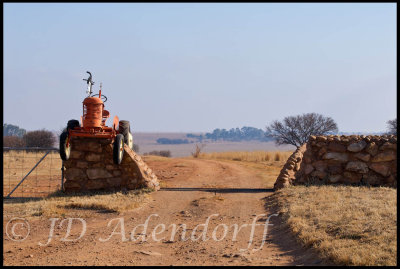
3 3 397 133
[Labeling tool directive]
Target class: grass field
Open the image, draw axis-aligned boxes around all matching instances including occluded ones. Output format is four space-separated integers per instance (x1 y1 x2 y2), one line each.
3 150 62 197
269 185 397 266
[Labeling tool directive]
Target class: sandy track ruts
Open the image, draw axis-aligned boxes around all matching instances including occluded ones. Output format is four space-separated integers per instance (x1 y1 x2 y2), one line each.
3 158 325 266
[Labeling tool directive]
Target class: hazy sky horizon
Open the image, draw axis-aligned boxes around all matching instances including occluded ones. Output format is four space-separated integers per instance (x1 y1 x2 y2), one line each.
4 3 397 133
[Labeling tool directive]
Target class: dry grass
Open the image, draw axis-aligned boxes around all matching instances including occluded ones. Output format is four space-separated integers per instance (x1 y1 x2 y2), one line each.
3 151 156 216
3 150 62 197
198 151 292 163
271 185 397 266
3 150 62 171
3 189 152 218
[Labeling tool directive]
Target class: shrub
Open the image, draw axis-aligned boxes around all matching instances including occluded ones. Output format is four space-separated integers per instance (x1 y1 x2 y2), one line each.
192 144 206 158
144 150 171 157
3 136 26 147
23 129 56 148
386 118 397 135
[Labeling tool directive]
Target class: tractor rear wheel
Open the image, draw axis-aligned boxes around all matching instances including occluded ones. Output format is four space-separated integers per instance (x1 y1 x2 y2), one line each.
67 119 80 131
113 134 125 165
59 131 71 161
119 120 132 149
119 120 130 135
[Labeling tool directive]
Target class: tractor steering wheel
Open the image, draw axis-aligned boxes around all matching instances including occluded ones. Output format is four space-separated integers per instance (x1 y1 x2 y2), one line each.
90 93 108 102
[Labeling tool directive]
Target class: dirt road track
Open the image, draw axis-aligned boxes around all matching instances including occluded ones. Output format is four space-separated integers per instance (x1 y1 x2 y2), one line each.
3 158 326 266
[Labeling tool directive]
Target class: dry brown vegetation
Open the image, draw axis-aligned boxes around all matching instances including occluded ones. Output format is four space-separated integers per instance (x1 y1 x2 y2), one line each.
3 150 62 197
270 185 397 266
143 150 171 157
3 136 26 147
198 150 292 163
191 144 206 158
3 150 62 172
3 189 152 218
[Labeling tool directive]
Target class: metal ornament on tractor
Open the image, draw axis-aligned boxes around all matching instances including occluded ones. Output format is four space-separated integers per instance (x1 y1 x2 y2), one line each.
59 71 134 164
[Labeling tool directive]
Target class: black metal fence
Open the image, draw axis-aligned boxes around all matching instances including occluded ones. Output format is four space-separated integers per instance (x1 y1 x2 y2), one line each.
3 147 63 198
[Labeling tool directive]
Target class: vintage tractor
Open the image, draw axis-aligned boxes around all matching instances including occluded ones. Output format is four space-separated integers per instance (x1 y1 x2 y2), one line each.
59 71 133 164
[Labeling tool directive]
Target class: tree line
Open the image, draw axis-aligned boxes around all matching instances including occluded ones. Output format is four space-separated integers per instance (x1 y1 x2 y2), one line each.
156 138 190 144
188 126 272 142
4 124 56 148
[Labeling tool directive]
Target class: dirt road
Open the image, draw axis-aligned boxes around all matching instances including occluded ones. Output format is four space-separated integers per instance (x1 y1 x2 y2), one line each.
3 158 324 266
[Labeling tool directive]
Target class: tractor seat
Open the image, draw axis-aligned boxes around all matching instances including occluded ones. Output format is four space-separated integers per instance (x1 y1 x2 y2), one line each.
102 110 110 118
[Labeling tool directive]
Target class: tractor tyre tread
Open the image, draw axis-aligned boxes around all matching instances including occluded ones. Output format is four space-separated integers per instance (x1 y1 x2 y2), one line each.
59 131 70 161
67 119 80 131
113 134 125 165
118 120 131 144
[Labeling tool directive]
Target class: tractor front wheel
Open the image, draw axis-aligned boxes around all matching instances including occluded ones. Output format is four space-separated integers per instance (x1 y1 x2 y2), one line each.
59 131 71 161
113 134 125 165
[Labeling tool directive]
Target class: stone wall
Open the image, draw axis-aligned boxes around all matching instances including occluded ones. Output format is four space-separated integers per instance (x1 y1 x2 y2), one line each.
63 137 159 192
274 135 397 190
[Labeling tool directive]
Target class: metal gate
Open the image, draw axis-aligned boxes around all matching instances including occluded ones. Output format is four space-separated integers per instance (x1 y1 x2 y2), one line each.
3 147 64 198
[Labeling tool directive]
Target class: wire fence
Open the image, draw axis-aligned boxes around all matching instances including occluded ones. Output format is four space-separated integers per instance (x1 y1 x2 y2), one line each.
3 147 63 198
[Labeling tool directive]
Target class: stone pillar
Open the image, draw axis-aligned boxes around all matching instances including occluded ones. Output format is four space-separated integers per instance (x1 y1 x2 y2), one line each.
63 137 159 192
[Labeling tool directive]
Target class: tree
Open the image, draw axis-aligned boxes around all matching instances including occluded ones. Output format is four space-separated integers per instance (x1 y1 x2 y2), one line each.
386 118 397 135
3 123 26 137
23 129 56 148
204 126 269 142
3 136 26 147
266 113 338 148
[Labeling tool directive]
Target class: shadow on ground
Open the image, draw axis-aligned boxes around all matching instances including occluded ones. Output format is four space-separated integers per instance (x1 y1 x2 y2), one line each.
160 187 274 193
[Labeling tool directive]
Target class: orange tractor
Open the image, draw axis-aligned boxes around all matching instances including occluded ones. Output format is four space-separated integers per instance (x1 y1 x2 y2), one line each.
59 71 133 164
